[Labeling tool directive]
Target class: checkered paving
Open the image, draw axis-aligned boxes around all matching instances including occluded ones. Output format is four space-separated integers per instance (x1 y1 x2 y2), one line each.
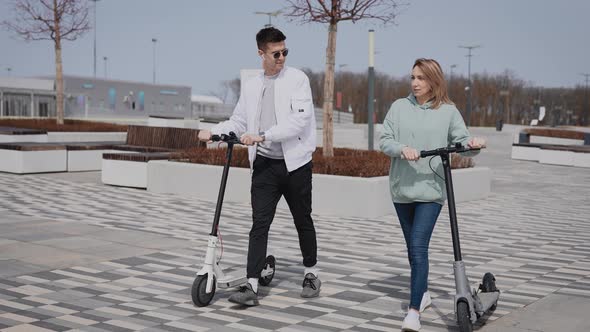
1 131 590 331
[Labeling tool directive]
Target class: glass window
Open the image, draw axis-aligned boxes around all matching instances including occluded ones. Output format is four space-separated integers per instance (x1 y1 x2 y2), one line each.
138 91 145 111
4 93 31 116
108 88 116 110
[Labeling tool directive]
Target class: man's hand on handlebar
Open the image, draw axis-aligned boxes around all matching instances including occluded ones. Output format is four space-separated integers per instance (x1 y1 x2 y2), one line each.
467 137 486 149
240 134 263 146
198 129 212 142
401 146 420 161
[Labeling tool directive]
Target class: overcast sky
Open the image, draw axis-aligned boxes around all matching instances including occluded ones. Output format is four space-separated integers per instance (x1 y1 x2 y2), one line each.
1 0 588 96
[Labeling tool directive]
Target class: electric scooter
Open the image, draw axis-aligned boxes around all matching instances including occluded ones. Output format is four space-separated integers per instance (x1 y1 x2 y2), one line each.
191 132 276 307
420 143 500 332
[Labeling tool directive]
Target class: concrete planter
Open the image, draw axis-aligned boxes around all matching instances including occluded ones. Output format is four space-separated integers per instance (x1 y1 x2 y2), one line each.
511 145 541 161
147 160 491 218
573 152 590 168
538 149 575 166
0 132 126 143
68 149 123 172
147 116 200 129
101 157 146 188
0 149 66 174
0 134 47 143
47 132 127 143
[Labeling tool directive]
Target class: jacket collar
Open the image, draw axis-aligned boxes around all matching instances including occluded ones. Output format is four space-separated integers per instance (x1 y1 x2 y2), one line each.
259 66 287 80
406 93 433 110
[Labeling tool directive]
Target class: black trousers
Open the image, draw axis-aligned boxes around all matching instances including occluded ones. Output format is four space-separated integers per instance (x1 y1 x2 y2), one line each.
247 155 317 278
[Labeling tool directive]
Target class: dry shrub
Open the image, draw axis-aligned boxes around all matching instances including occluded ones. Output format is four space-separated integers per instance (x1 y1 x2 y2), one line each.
450 153 475 169
523 127 585 140
0 119 127 132
177 145 250 168
178 146 473 177
312 148 390 177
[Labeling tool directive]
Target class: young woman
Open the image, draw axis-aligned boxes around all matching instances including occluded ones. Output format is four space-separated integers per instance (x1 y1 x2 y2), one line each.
379 58 486 331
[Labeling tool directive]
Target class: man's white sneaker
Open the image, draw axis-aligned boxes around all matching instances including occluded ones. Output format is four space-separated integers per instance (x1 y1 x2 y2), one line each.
401 310 421 331
419 291 432 312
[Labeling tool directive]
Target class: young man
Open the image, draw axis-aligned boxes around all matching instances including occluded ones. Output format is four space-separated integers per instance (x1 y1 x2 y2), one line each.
198 27 320 306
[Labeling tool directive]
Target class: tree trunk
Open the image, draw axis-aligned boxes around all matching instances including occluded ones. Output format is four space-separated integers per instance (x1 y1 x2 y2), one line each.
322 21 337 157
53 0 64 125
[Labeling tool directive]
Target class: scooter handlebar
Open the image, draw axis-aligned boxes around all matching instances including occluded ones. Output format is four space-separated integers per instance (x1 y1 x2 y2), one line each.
420 143 483 158
210 132 241 144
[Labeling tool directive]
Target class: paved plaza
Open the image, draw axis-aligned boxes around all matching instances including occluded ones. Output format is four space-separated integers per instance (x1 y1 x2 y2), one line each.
1 127 589 332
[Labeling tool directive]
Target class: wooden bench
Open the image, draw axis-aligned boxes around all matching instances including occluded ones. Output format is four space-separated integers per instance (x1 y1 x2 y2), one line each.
0 142 67 174
512 142 590 167
0 126 48 143
0 126 47 135
538 144 590 167
518 129 589 145
0 141 126 173
101 126 204 188
513 127 590 166
0 125 204 176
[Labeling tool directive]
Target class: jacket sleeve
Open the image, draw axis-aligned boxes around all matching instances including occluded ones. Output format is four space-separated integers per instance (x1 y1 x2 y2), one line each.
448 107 480 157
211 94 247 137
379 103 405 158
263 74 313 142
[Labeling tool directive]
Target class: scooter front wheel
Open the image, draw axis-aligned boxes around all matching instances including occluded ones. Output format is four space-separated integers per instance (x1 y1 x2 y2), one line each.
192 274 216 307
457 301 473 332
258 255 276 286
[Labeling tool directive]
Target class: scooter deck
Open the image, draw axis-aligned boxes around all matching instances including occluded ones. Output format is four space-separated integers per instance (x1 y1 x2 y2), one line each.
475 291 500 315
217 275 246 289
216 266 274 289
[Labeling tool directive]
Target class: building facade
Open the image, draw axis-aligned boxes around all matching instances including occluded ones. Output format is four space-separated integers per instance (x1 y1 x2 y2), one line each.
0 76 192 120
60 76 191 119
0 77 56 118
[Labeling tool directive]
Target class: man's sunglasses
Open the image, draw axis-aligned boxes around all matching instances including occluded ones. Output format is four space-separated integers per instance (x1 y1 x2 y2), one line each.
270 48 289 59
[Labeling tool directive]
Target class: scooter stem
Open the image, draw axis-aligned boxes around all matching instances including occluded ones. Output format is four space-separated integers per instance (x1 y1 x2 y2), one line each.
210 142 234 236
441 153 463 262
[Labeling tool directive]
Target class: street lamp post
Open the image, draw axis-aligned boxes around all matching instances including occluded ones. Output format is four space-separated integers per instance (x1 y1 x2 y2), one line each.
459 45 481 127
152 38 157 84
336 64 348 124
103 56 108 78
581 73 590 126
449 64 457 100
367 30 375 151
90 0 100 78
253 10 282 28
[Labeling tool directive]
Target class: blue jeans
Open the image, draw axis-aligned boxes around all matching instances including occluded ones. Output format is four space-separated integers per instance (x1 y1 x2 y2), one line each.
394 202 442 310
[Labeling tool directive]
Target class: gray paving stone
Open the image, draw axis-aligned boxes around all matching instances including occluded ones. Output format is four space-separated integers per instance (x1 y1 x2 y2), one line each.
0 128 589 331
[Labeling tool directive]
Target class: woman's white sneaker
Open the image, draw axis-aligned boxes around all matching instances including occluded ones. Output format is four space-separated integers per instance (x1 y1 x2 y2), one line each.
419 291 432 312
401 310 421 331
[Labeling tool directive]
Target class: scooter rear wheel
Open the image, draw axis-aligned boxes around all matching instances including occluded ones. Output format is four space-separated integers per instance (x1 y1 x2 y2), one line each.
480 272 498 310
258 255 276 286
192 274 216 307
481 272 498 292
457 301 473 332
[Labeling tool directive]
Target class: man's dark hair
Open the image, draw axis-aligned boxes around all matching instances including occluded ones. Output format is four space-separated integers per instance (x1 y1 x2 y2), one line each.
256 27 286 50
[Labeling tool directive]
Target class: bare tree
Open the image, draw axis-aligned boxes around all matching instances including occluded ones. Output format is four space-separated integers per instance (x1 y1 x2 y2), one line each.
209 78 241 105
2 0 90 125
224 78 241 105
285 0 401 157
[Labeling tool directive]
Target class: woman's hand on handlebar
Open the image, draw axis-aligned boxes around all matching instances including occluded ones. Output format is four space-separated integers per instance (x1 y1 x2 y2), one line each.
401 146 420 161
240 133 263 146
467 136 486 149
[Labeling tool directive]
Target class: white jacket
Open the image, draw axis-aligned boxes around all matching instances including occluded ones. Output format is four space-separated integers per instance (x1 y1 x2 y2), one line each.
211 66 316 172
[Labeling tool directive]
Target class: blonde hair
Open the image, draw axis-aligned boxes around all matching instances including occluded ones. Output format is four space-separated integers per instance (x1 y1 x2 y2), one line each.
413 58 453 109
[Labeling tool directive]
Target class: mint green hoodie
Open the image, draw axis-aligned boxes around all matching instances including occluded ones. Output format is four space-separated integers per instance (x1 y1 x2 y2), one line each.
379 94 477 205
